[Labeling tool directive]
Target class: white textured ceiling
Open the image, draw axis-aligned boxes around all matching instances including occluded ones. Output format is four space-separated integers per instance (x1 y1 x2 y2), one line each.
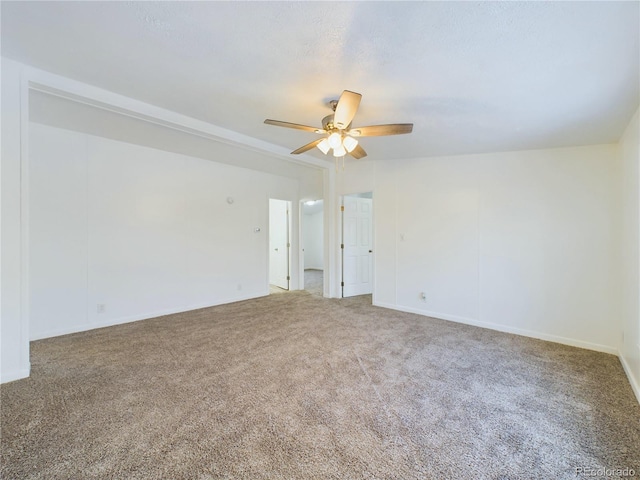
2 1 639 162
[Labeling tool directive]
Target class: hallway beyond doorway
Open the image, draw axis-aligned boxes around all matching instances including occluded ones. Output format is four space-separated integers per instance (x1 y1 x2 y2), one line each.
271 269 323 296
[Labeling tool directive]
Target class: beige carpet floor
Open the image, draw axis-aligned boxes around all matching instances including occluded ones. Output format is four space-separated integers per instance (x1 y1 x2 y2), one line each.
302 269 323 297
1 292 639 479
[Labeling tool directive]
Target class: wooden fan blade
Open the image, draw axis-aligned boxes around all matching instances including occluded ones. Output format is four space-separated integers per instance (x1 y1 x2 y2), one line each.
333 90 362 129
264 119 324 134
349 144 368 159
291 138 324 155
349 124 413 137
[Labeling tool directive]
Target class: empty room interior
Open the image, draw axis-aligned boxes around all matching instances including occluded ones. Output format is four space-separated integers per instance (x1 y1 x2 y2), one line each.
1 1 639 478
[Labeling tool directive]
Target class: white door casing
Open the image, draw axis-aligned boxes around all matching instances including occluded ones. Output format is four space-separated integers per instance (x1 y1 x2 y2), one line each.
342 195 373 297
269 199 290 290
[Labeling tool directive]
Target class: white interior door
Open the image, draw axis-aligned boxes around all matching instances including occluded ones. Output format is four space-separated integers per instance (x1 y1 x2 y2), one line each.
269 199 290 290
342 195 373 297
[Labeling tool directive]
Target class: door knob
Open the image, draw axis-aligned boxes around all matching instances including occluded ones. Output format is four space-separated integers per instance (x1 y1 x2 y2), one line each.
369 250 373 253
275 248 279 251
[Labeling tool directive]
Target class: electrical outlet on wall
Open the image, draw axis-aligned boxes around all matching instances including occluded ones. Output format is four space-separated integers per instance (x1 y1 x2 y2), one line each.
97 304 106 314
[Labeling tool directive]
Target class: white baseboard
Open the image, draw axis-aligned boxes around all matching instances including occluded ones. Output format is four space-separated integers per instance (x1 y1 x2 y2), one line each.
372 301 618 355
30 292 267 341
0 367 30 384
619 353 640 405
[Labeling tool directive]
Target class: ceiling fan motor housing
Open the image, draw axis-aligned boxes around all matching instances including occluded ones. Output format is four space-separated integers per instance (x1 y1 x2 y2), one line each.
322 114 337 132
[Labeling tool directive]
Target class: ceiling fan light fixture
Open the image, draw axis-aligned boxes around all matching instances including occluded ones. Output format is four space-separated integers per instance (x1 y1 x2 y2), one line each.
343 136 358 153
264 89 413 164
317 138 330 154
333 144 346 157
328 132 342 149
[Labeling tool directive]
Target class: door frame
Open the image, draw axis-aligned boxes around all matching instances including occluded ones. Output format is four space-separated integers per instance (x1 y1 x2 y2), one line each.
268 198 292 291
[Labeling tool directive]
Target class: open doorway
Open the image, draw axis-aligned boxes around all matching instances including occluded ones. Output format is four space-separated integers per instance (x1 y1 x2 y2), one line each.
301 199 324 296
269 198 291 294
341 192 373 298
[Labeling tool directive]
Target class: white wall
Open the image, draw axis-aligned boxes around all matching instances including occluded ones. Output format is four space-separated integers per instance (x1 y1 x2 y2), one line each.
620 106 640 400
1 58 30 382
303 208 324 270
340 145 621 353
28 123 301 340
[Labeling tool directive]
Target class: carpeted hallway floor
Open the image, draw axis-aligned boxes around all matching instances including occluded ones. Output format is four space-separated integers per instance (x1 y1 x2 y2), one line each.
302 269 323 297
270 269 323 297
1 292 639 479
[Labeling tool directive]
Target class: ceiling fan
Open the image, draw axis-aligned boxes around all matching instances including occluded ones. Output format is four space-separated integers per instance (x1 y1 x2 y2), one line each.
264 90 413 160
